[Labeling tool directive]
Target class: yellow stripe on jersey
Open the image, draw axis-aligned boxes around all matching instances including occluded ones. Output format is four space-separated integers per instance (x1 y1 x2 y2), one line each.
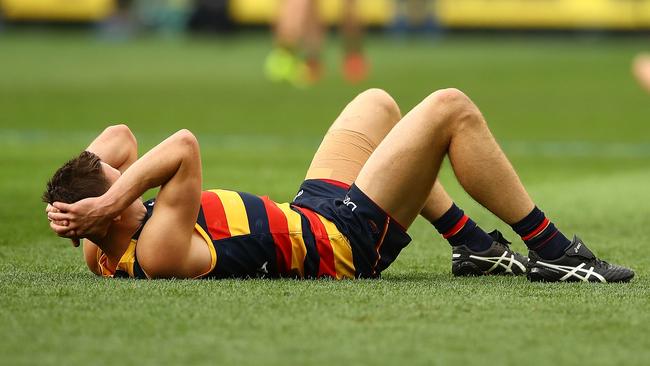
194 224 218 278
116 239 138 277
211 189 251 236
276 203 307 277
97 228 216 279
96 240 139 278
316 213 355 279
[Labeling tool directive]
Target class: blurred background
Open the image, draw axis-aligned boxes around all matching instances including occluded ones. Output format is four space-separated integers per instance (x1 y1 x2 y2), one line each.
1 0 649 204
2 0 650 32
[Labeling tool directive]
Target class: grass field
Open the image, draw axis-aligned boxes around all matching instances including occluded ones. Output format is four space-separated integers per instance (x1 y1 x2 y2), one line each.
1 31 649 366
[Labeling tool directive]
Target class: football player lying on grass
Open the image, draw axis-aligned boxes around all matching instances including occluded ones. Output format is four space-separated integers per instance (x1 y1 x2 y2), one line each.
44 88 634 282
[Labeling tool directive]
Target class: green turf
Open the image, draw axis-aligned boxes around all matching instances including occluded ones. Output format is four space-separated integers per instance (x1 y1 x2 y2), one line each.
1 31 649 366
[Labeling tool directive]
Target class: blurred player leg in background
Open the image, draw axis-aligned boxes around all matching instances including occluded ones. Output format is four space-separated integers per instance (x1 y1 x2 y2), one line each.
265 0 369 86
302 0 326 82
265 0 319 86
633 53 650 93
341 0 369 83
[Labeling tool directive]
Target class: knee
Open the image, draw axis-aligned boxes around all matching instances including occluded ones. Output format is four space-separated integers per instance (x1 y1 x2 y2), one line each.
424 88 483 129
356 88 402 123
426 88 473 111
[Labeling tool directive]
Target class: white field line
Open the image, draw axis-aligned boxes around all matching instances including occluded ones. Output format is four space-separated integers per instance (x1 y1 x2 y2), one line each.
1 129 650 158
501 141 650 158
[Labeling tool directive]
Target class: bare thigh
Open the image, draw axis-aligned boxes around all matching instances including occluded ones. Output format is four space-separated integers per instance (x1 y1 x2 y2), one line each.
354 89 465 228
304 89 401 185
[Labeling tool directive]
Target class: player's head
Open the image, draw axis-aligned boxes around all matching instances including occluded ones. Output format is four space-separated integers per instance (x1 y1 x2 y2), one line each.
42 151 113 204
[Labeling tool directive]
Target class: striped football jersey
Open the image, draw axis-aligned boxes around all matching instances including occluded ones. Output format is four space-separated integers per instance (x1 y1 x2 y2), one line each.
97 189 356 279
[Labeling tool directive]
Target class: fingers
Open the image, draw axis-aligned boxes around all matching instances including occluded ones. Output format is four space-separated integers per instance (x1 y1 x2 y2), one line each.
46 205 66 225
49 220 67 235
49 221 81 245
47 211 72 223
46 211 70 230
45 204 59 213
52 201 73 212
46 203 81 247
49 221 76 237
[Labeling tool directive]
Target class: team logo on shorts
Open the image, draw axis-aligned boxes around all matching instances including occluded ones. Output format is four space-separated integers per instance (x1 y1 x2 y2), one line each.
343 195 357 211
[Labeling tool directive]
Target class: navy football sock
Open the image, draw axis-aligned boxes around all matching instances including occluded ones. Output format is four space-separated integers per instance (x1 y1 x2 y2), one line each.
511 207 571 260
431 203 493 252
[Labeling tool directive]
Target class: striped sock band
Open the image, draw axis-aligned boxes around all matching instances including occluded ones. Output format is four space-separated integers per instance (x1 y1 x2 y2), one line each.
511 207 571 260
432 203 493 252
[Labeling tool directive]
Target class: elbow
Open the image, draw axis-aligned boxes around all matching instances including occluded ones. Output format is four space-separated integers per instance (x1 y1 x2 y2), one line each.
106 124 138 149
105 124 131 136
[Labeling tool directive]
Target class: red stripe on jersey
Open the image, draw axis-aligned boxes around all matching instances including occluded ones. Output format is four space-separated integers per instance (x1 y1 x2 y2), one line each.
522 218 550 241
261 196 292 274
443 215 469 239
201 191 231 240
295 207 337 278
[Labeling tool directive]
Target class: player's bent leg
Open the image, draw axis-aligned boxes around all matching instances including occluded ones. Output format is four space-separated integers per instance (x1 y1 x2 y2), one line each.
346 89 476 273
347 89 523 275
355 88 480 228
357 88 542 228
356 89 533 275
300 88 529 276
355 88 632 282
305 88 401 185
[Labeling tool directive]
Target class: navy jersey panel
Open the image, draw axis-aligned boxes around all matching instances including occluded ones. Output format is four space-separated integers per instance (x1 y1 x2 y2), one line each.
207 234 281 279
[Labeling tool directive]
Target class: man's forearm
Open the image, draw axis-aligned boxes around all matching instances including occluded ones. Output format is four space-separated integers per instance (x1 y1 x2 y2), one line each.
98 130 199 217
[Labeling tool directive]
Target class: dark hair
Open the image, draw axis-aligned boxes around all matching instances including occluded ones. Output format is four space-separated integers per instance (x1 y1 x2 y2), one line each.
42 151 110 204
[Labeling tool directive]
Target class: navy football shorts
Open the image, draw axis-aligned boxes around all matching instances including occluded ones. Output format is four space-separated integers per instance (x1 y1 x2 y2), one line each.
292 179 412 278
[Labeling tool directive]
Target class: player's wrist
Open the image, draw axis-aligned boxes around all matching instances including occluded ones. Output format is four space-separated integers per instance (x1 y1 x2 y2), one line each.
97 190 123 218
